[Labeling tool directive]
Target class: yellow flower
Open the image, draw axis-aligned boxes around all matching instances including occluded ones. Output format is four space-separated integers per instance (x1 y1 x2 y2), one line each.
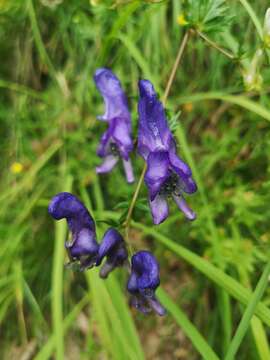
10 162 23 174
177 14 188 27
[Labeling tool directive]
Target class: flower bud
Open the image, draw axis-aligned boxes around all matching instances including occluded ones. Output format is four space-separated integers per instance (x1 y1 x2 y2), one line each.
263 8 270 47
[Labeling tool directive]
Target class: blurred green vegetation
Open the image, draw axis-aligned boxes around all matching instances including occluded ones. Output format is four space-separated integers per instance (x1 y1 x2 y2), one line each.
1 0 270 359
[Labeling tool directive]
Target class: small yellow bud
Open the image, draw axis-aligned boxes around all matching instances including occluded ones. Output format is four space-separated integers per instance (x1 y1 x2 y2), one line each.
183 102 193 112
10 162 23 174
90 0 100 5
177 14 188 27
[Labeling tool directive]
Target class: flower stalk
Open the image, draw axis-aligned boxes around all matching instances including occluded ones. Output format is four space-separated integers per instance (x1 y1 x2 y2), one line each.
124 30 191 231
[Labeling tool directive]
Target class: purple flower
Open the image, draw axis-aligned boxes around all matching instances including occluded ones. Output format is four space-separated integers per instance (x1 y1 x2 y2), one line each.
96 228 128 278
127 251 166 316
48 192 99 270
138 79 197 225
94 68 134 183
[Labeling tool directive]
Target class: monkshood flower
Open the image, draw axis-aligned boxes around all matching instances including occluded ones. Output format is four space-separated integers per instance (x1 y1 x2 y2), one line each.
137 79 197 225
48 192 99 271
94 68 134 183
127 251 166 316
96 228 129 278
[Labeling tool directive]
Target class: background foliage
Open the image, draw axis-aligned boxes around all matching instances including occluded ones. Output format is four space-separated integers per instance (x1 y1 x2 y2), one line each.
1 0 270 359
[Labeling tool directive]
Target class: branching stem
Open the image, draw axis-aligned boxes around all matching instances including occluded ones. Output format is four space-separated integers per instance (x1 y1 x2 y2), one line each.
196 30 235 60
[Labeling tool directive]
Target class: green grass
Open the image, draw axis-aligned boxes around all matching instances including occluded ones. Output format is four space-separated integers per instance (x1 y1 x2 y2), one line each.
1 0 270 359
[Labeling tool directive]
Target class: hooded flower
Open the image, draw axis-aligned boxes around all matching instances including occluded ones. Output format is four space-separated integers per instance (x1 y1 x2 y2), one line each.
94 68 134 183
96 228 129 278
127 251 166 316
48 192 99 271
138 79 197 225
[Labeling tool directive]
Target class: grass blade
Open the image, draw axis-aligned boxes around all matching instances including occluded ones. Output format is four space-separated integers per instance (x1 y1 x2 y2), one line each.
158 288 220 360
34 296 88 360
239 0 263 40
118 33 161 93
178 92 270 122
225 261 270 360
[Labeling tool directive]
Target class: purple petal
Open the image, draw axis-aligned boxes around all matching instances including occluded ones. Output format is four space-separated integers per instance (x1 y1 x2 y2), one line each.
68 228 98 257
96 154 118 174
48 193 99 267
99 262 115 278
131 251 160 290
148 297 167 316
149 194 169 225
111 118 133 160
96 228 128 278
122 158 134 183
96 228 123 265
48 192 95 232
178 175 197 194
138 80 173 158
168 151 192 177
127 251 166 316
94 68 130 123
127 272 139 294
172 194 196 220
145 151 170 200
97 127 114 157
130 295 152 314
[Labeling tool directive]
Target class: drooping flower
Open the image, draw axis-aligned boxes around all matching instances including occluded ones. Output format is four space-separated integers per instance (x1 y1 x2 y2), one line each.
96 228 129 278
48 192 99 270
137 79 197 225
127 251 166 316
94 68 134 183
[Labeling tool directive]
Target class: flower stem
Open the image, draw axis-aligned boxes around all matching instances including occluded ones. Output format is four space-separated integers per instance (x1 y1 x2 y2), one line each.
163 30 190 104
124 162 147 230
123 31 190 233
196 30 235 60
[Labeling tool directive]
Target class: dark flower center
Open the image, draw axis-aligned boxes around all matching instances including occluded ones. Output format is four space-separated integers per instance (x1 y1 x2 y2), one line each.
159 172 179 197
110 142 120 156
140 288 154 298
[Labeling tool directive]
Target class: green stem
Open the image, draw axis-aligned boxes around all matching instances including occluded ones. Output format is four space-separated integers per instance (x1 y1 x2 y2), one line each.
196 30 235 60
28 0 61 90
225 261 270 360
51 175 73 360
239 0 263 40
163 31 190 103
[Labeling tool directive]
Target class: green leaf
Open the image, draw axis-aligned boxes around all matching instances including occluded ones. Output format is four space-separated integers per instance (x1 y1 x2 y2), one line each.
178 92 270 122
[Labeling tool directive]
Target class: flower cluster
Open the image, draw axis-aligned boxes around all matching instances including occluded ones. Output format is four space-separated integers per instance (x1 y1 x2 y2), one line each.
48 192 166 315
94 68 197 225
48 68 198 317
